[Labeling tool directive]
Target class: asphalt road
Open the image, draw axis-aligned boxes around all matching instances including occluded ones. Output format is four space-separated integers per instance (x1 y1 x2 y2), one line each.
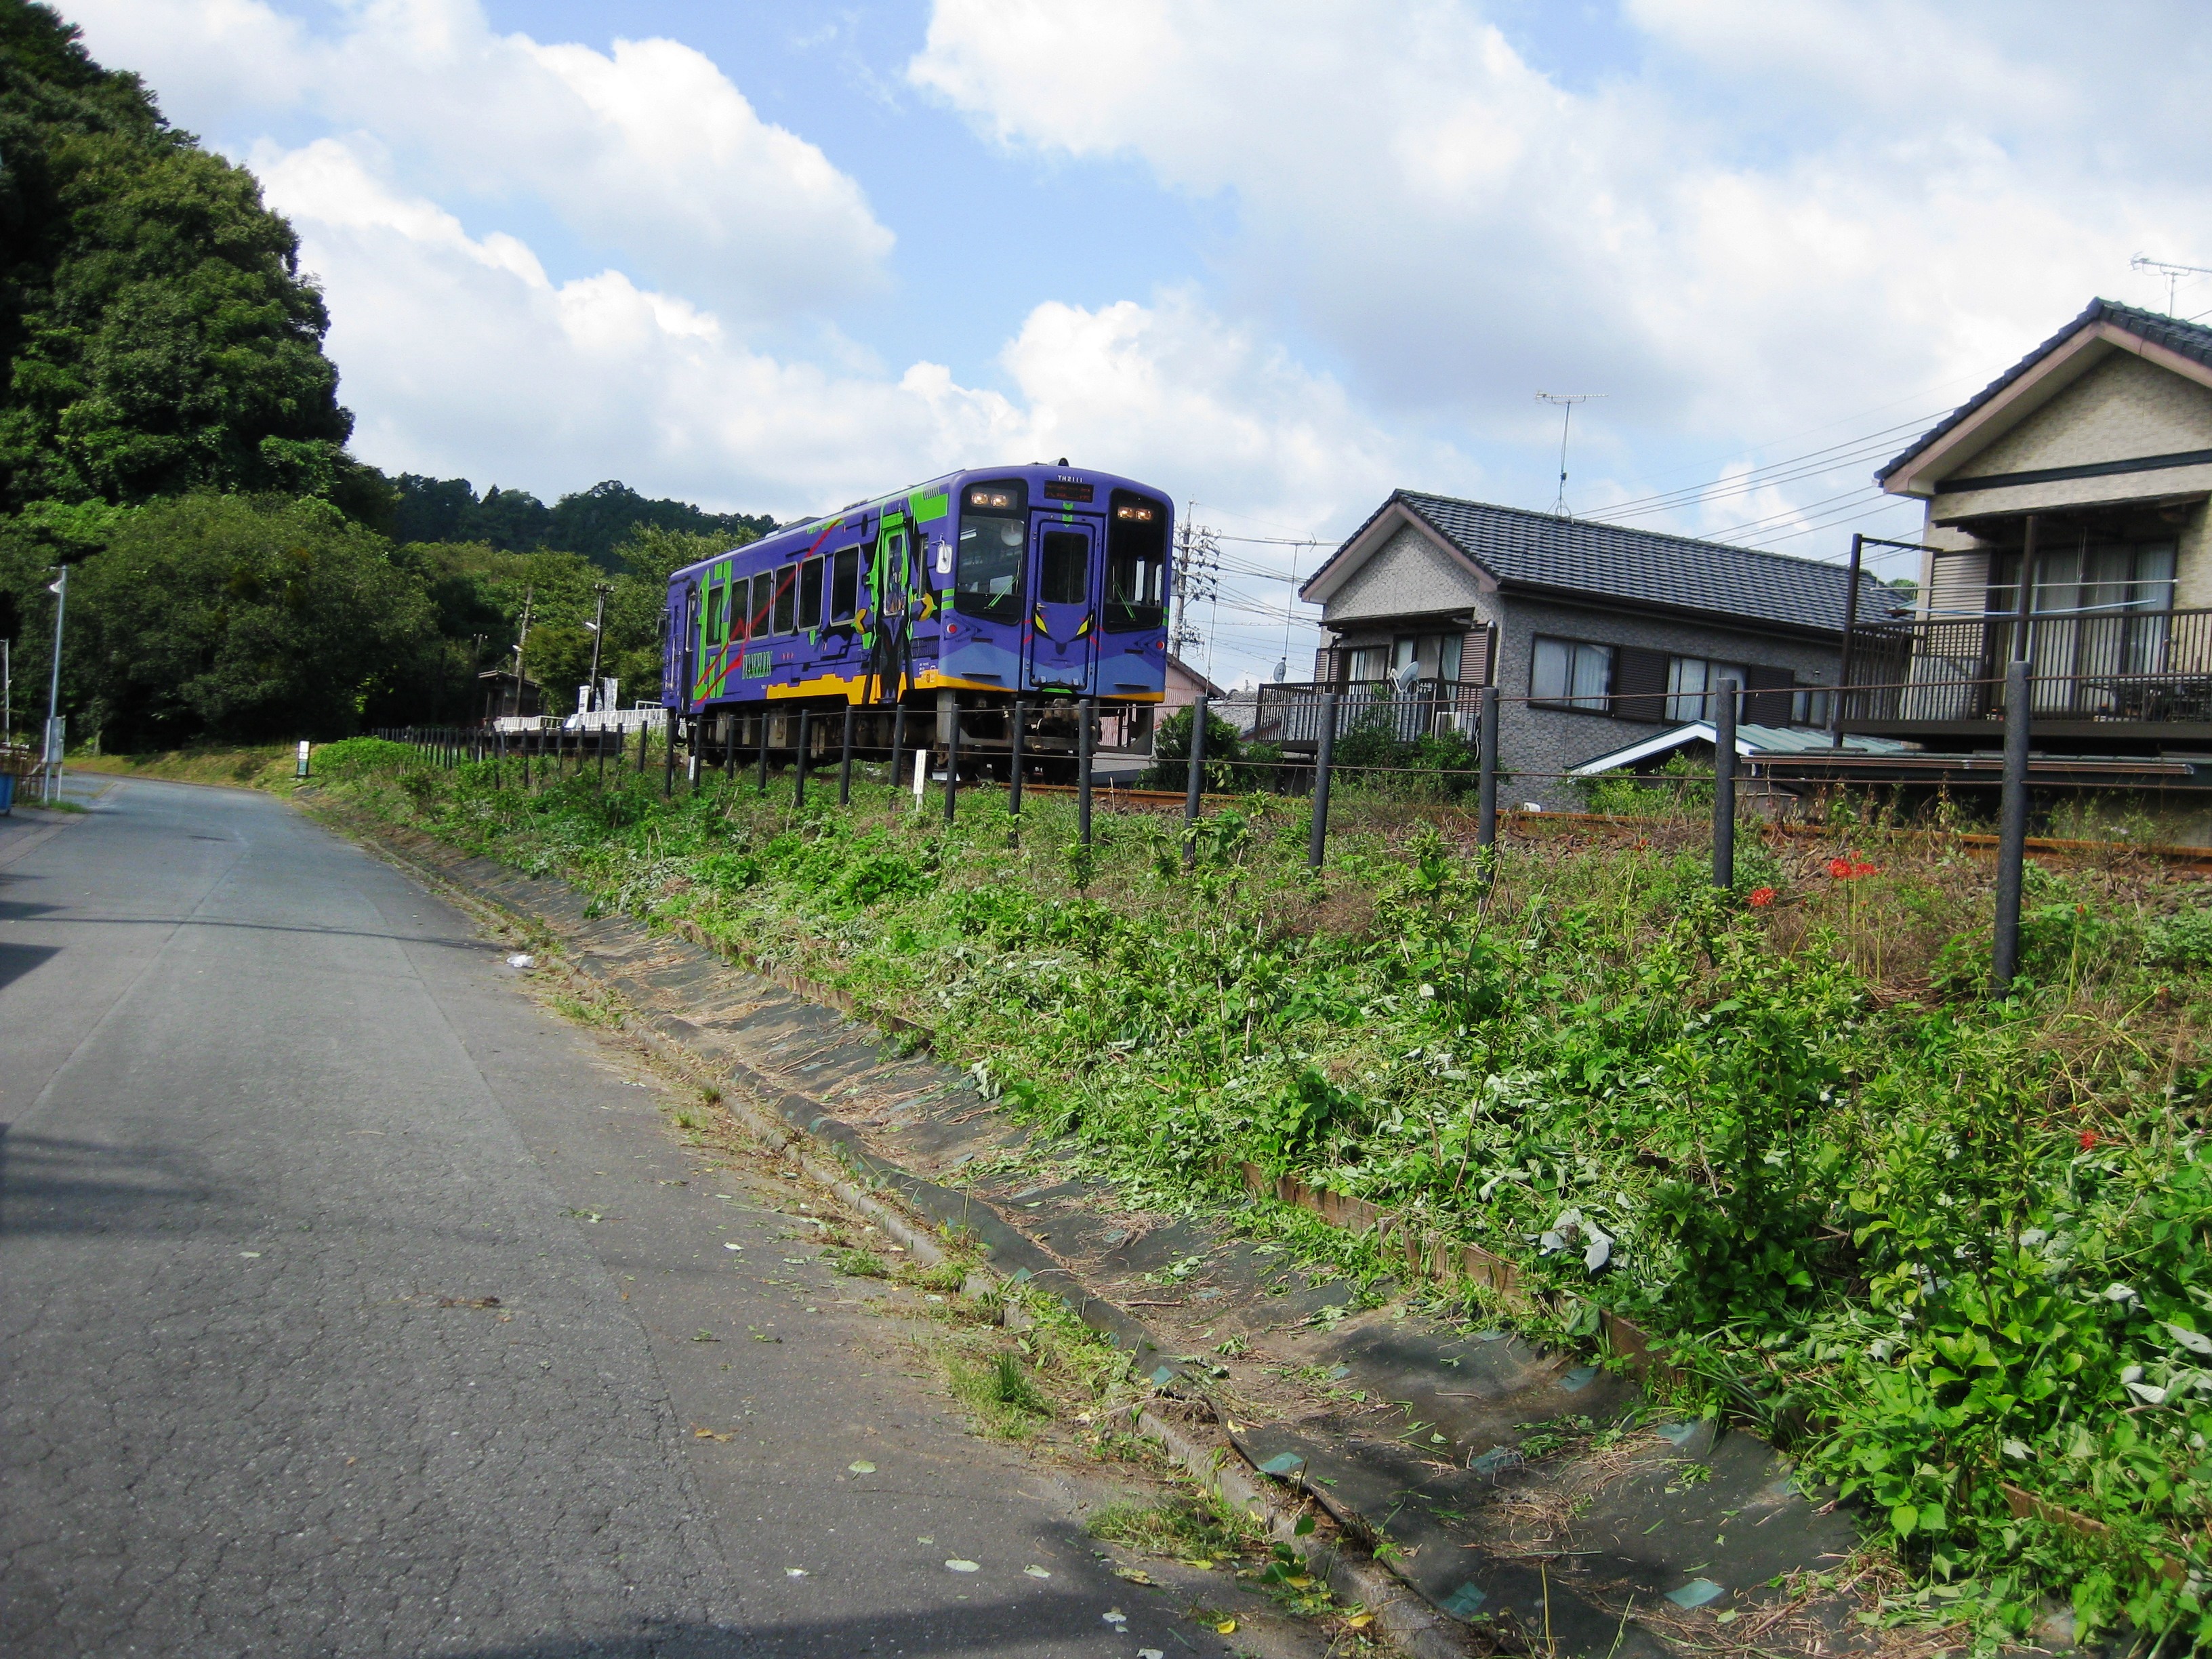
0 779 1246 1658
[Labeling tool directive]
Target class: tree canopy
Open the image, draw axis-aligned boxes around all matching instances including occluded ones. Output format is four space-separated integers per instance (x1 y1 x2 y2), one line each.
0 1 357 512
0 2 775 748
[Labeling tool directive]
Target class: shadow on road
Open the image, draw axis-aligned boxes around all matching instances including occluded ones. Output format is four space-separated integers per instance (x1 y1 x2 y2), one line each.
0 1124 222 1236
441 1591 1136 1657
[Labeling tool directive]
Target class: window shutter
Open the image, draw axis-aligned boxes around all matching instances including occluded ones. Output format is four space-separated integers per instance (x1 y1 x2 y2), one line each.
1312 645 1337 685
1744 663 1795 725
1614 647 1669 723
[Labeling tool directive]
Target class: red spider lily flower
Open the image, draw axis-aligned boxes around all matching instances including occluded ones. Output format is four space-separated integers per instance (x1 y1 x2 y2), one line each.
2079 1129 2100 1150
1827 855 1881 880
1748 886 1777 907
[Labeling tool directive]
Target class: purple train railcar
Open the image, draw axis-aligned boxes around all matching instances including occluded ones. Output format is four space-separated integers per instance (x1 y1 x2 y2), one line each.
661 463 1172 767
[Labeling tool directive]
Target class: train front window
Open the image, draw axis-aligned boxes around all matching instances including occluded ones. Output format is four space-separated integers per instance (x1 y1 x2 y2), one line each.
1105 491 1166 631
1040 530 1089 605
800 556 824 630
831 546 860 621
774 563 798 634
955 515 1024 621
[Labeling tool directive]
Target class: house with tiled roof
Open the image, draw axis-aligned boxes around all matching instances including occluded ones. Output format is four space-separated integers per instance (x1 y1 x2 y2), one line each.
1280 490 1889 798
1841 299 2212 756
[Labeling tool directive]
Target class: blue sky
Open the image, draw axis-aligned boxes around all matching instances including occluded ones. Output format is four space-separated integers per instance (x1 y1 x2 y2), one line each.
60 0 2212 684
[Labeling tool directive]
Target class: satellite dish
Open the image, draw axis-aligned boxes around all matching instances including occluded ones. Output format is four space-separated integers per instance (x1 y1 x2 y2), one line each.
1271 657 1288 682
1391 660 1422 695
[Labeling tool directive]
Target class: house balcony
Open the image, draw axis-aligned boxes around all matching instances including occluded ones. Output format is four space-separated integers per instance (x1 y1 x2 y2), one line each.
1235 678 1488 751
1837 606 2212 746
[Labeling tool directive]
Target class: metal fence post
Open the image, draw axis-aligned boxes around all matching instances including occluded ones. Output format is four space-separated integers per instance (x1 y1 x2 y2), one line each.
1476 686 1498 862
838 705 854 806
1992 659 2032 992
1078 699 1094 847
1308 693 1338 871
1008 701 1026 817
795 708 811 808
943 708 960 823
1713 677 1738 891
662 708 676 798
890 705 906 797
1183 692 1208 867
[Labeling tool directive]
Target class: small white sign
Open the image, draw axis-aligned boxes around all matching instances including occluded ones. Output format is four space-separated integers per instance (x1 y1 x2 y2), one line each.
935 540 952 576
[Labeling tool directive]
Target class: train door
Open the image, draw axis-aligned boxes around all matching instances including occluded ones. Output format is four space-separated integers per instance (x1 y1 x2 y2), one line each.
679 581 701 710
1023 518 1099 691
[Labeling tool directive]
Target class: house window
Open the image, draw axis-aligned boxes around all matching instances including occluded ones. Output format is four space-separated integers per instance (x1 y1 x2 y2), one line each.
1792 687 1831 726
1344 645 1388 684
1532 636 1614 710
1387 632 1466 684
1665 656 1750 722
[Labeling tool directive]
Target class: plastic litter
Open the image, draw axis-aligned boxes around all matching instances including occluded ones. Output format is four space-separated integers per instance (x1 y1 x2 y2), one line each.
1667 1578 1725 1609
1439 1582 1488 1618
505 953 535 969
1101 1610 1126 1625
1256 1453 1306 1477
1654 1421 1700 1446
784 1568 808 1578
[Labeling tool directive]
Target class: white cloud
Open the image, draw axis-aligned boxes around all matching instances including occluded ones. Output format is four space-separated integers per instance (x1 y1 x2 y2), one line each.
64 0 895 322
907 0 2212 465
256 138 1406 534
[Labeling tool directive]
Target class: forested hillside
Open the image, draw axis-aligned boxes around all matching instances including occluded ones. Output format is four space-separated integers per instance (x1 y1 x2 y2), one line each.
0 1 768 747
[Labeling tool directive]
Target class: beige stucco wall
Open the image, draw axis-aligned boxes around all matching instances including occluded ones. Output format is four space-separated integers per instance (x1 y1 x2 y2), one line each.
1914 346 2212 611
1956 349 2212 479
1323 523 1491 624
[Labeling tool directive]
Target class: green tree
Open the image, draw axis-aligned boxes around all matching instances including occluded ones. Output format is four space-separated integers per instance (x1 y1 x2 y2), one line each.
56 494 434 745
0 1 354 510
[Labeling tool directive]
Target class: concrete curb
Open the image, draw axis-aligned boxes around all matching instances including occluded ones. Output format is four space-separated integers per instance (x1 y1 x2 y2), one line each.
342 820 1480 1659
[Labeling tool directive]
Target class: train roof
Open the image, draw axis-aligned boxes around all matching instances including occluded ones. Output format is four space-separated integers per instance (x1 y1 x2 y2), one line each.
667 463 1169 586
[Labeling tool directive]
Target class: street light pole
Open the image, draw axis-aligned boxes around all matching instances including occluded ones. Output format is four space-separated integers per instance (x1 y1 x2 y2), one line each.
585 584 611 713
42 563 67 802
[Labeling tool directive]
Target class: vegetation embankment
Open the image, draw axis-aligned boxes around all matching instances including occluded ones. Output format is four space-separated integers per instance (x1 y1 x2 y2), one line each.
308 735 2212 1650
66 743 298 792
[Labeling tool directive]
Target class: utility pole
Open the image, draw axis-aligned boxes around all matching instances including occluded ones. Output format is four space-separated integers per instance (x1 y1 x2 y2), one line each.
42 563 66 802
1170 510 1217 661
512 586 533 720
584 583 611 712
1536 391 1605 516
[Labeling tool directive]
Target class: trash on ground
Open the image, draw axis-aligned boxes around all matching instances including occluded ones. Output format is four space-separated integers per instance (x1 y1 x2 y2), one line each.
847 1460 876 1474
1214 1618 1237 1633
506 953 535 969
1666 1578 1725 1609
1256 1453 1306 1477
784 1567 808 1578
1101 1609 1126 1624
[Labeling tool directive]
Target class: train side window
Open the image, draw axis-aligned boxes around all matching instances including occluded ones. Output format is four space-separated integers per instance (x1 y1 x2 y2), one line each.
1040 529 1089 605
774 563 798 634
831 546 860 621
799 556 824 630
955 516 1024 621
748 571 774 640
704 581 727 646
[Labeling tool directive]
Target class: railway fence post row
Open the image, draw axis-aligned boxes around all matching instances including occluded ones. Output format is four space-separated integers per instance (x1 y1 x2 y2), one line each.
1183 693 1207 867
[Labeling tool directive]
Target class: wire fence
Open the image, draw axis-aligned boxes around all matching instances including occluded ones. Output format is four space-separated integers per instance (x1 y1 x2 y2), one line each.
374 664 2209 994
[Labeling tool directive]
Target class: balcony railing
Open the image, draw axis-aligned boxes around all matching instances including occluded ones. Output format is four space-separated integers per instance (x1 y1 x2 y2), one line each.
1840 606 2212 728
1234 678 1487 747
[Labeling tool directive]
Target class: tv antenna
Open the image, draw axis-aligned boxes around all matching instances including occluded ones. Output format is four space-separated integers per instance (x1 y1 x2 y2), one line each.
2132 253 2212 316
1535 391 1604 516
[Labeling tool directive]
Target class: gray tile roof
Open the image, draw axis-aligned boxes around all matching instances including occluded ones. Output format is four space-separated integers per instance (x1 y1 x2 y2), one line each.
1313 490 1888 636
1877 298 2212 485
